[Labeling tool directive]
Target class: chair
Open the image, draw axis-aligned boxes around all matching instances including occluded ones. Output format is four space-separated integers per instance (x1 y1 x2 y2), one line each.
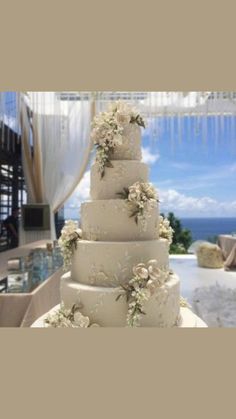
196 243 224 269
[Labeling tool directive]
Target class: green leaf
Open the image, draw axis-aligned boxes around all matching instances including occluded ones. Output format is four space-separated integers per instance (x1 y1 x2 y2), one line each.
130 209 139 218
105 160 113 168
116 192 126 199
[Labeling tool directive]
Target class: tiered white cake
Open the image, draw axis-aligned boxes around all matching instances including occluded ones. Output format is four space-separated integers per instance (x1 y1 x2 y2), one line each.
60 103 182 327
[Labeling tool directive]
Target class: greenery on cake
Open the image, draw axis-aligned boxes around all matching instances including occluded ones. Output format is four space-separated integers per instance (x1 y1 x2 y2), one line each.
117 181 159 230
91 101 146 178
116 260 168 327
58 220 82 271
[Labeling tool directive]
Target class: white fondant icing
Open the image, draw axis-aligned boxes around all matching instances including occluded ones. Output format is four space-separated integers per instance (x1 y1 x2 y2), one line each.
71 239 169 286
81 200 159 241
90 160 149 200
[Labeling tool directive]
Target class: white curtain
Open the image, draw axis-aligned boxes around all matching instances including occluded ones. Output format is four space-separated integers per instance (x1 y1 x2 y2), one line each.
3 91 236 155
20 92 93 239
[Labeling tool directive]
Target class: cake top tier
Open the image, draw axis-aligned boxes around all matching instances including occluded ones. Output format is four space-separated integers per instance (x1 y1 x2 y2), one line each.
91 101 146 177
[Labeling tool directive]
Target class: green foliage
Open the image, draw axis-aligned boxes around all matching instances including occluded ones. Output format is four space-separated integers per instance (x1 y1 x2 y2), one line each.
161 212 193 254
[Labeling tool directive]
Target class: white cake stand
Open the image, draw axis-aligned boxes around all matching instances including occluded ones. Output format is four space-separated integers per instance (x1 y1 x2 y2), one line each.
31 305 207 328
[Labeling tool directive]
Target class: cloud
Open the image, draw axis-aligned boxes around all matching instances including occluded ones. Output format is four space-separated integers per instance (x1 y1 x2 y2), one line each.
159 188 236 217
141 147 160 165
157 162 236 192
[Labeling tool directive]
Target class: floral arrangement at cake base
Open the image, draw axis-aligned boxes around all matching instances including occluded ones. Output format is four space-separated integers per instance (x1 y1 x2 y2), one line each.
58 220 82 271
91 101 146 178
117 181 159 231
44 303 100 328
116 259 169 327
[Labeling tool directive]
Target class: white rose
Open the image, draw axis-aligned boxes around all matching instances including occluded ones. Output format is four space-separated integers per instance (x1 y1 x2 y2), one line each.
128 191 139 202
147 260 161 280
73 311 90 328
141 183 157 200
146 279 157 295
133 263 149 279
128 183 142 202
76 228 82 238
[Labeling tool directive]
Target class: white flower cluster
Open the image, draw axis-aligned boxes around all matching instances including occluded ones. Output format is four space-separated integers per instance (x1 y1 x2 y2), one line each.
118 260 168 327
45 305 89 328
128 181 158 203
91 101 145 178
44 304 100 328
159 216 174 245
124 182 158 229
108 101 146 129
58 220 82 271
91 110 124 149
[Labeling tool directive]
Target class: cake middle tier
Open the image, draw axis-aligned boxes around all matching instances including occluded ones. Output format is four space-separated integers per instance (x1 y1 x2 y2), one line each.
71 239 169 286
81 199 159 241
90 160 149 200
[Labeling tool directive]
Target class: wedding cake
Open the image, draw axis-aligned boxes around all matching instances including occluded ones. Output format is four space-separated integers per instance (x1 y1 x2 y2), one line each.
59 102 181 327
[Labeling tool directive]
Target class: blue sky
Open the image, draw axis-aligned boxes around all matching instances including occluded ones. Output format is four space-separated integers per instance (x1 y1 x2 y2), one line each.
65 115 236 219
144 116 236 198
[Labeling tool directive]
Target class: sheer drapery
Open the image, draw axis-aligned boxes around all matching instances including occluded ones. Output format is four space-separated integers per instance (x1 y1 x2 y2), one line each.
2 91 236 153
20 92 93 239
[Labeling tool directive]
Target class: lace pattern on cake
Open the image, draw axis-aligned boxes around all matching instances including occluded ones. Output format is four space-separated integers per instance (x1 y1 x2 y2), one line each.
87 251 134 287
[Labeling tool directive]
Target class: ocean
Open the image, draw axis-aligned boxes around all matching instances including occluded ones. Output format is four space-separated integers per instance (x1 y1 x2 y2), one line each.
67 216 236 243
180 217 236 242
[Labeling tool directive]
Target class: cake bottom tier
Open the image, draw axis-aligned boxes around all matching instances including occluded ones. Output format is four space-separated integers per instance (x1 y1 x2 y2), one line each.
61 272 180 327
